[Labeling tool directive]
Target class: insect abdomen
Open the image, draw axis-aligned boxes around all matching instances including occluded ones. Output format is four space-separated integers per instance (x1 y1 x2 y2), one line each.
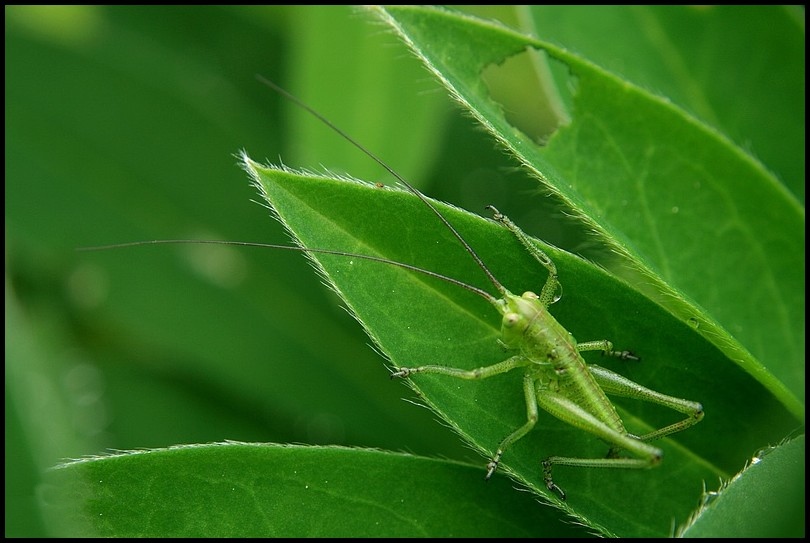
523 312 626 435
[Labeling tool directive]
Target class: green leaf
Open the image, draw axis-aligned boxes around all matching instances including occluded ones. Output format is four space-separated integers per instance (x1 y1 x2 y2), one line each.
244 162 797 537
681 434 805 538
282 5 452 191
7 6 803 538
373 4 804 422
497 6 805 203
42 443 581 537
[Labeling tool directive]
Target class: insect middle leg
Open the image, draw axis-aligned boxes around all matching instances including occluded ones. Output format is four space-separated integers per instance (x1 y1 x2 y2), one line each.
577 339 640 361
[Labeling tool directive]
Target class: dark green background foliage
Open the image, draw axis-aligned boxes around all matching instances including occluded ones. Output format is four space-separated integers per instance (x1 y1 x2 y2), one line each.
6 6 804 537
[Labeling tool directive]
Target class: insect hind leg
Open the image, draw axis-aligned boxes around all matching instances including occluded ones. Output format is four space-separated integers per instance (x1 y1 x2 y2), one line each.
535 391 663 501
587 364 704 442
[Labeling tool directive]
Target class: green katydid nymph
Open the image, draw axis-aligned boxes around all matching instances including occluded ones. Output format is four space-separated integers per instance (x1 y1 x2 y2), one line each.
82 76 704 501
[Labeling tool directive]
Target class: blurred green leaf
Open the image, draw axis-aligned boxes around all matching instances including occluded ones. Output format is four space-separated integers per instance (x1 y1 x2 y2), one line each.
6 6 472 536
283 5 452 189
6 3 465 464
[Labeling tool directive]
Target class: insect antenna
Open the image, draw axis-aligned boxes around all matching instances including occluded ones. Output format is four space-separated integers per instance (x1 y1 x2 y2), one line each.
255 75 508 297
77 240 497 303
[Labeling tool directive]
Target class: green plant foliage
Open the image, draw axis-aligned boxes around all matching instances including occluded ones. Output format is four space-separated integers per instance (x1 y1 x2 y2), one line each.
6 5 803 538
681 435 805 538
240 161 796 536
43 443 578 537
376 5 804 416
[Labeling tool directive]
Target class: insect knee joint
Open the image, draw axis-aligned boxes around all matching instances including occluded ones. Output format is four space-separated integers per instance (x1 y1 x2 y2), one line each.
390 367 413 379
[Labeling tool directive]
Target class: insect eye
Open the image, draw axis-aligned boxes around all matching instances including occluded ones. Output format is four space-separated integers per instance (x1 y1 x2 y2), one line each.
522 291 539 300
504 312 521 327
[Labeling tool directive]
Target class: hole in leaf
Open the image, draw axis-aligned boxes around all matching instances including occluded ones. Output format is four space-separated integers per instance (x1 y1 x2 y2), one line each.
482 46 575 145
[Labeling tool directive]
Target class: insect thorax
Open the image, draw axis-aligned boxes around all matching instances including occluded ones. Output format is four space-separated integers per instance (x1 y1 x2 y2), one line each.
499 291 573 362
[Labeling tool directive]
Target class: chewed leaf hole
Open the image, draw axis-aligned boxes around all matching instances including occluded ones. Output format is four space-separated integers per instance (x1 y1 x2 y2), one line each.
482 46 576 145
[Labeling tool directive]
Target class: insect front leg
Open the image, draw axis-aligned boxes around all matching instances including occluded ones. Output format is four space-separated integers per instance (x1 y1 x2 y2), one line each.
486 206 560 307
